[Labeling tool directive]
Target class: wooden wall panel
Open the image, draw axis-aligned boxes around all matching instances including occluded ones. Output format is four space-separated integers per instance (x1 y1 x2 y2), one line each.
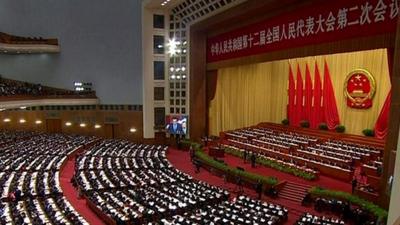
0 110 143 141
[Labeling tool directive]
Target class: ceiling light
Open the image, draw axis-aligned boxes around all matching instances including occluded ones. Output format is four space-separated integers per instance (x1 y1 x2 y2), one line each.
170 67 175 72
170 74 176 80
19 106 27 110
167 38 179 56
182 75 187 79
130 128 137 133
35 120 42 124
181 67 186 71
19 119 26 124
94 124 101 129
80 123 86 127
3 118 11 123
176 75 181 79
65 122 72 126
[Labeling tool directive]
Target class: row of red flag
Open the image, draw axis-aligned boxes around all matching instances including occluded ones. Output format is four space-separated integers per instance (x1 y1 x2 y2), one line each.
287 60 390 139
287 61 340 130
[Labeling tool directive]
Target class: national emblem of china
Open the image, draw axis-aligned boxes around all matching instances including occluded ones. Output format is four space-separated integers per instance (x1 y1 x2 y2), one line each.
344 69 376 109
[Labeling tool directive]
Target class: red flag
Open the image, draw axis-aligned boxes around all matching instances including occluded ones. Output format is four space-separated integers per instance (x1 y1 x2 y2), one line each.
374 90 391 139
323 60 340 130
295 64 304 126
374 48 393 139
312 62 323 128
304 63 313 122
288 64 296 125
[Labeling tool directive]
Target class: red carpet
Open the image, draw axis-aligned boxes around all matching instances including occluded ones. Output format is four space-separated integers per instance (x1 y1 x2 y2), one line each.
167 148 348 224
59 157 106 225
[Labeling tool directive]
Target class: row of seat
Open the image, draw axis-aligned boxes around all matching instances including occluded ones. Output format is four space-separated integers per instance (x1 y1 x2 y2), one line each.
75 140 288 224
0 131 95 225
0 134 91 171
222 144 318 175
0 171 62 200
0 195 88 225
295 213 345 225
224 126 383 177
0 77 95 98
159 195 288 225
0 130 34 146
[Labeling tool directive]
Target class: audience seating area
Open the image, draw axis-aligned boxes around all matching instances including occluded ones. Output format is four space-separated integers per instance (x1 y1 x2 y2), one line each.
0 132 95 225
0 76 96 98
295 213 345 225
222 125 383 182
160 195 288 225
312 197 377 225
74 140 289 225
0 130 35 146
0 129 386 225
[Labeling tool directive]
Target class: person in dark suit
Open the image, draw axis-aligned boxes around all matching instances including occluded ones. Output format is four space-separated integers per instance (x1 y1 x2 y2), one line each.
166 118 183 134
243 150 248 163
166 118 184 148
255 180 263 199
250 152 256 168
351 178 357 194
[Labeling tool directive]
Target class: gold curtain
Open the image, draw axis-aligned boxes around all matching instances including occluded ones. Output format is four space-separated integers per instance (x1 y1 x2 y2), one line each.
209 48 391 136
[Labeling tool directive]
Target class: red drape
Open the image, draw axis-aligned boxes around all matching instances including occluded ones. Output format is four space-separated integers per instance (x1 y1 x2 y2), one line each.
288 64 296 125
311 62 323 128
304 63 313 122
374 91 391 139
374 48 393 139
322 60 340 130
295 64 304 126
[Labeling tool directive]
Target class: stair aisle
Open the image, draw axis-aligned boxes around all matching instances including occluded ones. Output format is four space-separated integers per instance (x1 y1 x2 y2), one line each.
278 182 312 203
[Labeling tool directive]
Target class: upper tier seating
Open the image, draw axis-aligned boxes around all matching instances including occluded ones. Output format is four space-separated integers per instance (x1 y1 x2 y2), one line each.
0 32 58 46
0 131 95 225
0 76 96 99
75 140 288 225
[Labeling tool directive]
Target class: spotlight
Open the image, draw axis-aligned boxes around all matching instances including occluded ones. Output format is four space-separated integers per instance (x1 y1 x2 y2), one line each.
35 120 42 124
65 122 72 126
94 124 101 129
129 128 137 133
19 119 26 124
80 123 86 127
3 118 11 123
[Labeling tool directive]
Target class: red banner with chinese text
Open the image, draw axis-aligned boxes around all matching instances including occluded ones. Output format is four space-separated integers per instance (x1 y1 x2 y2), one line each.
207 0 398 62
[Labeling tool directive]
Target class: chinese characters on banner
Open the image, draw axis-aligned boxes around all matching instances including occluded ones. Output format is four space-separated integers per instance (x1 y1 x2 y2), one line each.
207 0 399 62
